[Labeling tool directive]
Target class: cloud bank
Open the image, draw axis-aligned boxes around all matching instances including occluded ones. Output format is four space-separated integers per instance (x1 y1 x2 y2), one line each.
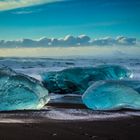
0 35 138 48
0 0 61 11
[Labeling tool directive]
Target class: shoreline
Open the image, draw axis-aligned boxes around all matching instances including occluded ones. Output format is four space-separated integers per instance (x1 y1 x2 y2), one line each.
0 103 140 140
0 116 140 140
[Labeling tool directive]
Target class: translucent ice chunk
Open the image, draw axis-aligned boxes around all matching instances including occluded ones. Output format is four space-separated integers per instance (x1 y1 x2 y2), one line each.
0 67 49 111
82 81 140 110
42 65 132 94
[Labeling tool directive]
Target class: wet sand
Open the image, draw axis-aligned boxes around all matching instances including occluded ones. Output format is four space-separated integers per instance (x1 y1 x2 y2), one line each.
0 103 140 140
0 117 140 140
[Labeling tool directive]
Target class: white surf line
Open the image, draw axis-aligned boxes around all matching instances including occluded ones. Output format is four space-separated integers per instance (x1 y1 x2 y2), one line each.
0 118 34 123
43 109 140 121
0 109 140 123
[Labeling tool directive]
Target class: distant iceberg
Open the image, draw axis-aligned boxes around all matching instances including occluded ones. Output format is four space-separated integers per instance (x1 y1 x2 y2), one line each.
0 67 49 111
41 65 132 94
82 80 140 110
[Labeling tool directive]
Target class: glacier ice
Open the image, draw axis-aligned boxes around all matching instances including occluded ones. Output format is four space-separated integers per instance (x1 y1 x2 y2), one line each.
82 81 140 110
41 65 132 94
0 67 49 111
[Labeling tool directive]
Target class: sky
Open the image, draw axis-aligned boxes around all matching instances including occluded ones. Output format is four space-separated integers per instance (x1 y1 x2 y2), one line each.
0 46 140 58
0 0 140 40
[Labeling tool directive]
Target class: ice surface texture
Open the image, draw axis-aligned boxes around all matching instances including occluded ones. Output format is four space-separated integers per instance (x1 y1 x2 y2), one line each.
82 81 140 110
42 65 132 94
0 67 49 111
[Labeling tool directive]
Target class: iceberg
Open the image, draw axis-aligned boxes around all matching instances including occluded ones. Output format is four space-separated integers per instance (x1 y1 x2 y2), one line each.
82 81 140 110
41 65 132 94
0 67 49 111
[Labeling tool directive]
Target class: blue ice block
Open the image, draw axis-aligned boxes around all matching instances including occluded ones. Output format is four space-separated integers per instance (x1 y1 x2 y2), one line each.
82 81 140 110
0 67 49 111
42 65 132 94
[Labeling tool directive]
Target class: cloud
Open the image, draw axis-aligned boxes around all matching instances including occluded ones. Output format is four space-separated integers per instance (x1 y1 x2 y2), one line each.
12 10 35 14
11 7 43 14
63 35 90 46
91 37 116 46
116 36 136 45
0 0 62 11
91 36 137 46
0 35 138 48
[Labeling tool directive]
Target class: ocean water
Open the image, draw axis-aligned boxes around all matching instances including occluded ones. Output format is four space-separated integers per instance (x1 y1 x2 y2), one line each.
1 57 140 102
0 57 140 80
0 57 140 121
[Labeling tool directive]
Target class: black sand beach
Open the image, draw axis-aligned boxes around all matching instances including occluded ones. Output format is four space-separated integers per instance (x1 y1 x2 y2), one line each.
0 103 140 140
0 117 140 140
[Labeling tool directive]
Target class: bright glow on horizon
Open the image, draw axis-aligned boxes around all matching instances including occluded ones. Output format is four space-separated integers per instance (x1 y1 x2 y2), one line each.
0 47 140 58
